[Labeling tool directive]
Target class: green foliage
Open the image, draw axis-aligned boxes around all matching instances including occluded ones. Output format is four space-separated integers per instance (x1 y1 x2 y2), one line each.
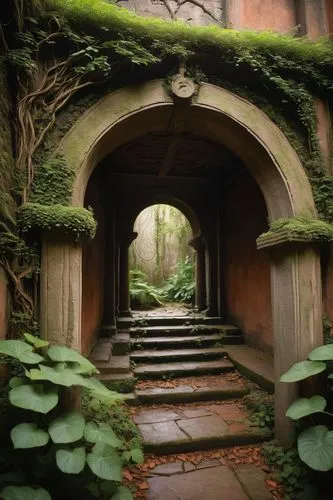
243 391 274 430
129 270 164 308
31 156 75 206
258 216 333 244
103 378 137 394
0 336 137 499
262 441 317 500
281 344 333 473
17 203 97 241
162 258 195 304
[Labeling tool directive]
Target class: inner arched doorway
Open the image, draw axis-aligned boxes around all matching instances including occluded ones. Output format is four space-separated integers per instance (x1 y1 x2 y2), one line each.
41 80 323 444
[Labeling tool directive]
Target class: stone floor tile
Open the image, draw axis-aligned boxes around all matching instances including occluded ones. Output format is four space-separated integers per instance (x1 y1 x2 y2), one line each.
211 403 247 421
133 410 180 424
147 465 248 500
196 458 221 469
181 408 213 419
150 462 184 476
177 415 229 440
138 421 188 445
233 464 273 499
183 462 196 473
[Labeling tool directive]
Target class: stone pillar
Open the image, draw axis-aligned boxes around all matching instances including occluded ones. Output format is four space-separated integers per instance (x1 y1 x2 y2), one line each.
40 235 82 351
0 268 8 341
118 231 137 316
205 238 219 317
103 208 116 327
189 236 206 311
257 235 323 446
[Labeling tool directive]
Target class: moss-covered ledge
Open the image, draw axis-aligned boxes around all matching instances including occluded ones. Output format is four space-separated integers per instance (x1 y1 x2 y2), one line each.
257 216 333 250
17 203 97 241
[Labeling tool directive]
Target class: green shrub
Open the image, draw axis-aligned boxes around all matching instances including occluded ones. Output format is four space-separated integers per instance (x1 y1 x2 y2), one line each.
0 334 142 499
162 258 195 304
129 269 164 309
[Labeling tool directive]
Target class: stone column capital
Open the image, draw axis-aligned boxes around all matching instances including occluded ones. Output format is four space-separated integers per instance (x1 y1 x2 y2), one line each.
256 231 321 251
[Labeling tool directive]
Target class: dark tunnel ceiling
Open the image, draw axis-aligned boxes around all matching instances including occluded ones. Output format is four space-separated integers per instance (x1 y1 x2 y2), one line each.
100 131 244 179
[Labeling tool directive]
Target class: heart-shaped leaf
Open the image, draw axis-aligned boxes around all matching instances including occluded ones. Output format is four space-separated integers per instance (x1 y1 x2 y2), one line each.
23 333 49 349
30 365 91 388
56 446 86 474
17 351 44 365
112 486 134 500
88 377 123 404
9 377 25 389
49 412 85 443
84 422 122 448
129 448 144 464
9 384 58 414
48 346 98 374
86 442 122 481
309 344 333 361
280 360 326 382
286 396 327 420
0 485 51 500
0 340 32 360
11 423 49 449
298 425 333 471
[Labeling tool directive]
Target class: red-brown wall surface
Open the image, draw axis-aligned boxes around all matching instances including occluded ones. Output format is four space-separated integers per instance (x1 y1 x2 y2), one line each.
81 173 105 355
327 0 333 37
0 270 7 341
228 0 296 32
222 172 273 353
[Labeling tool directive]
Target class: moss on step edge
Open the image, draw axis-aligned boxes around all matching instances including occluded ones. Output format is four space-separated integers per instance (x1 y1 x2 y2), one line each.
17 203 97 241
257 216 333 245
31 155 75 206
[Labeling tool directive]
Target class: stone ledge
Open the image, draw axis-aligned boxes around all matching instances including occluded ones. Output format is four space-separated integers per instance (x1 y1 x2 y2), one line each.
256 230 314 250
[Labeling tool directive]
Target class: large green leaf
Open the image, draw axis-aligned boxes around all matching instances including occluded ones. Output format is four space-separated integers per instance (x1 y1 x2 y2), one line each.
88 377 123 404
30 365 91 388
298 425 333 471
23 333 49 349
17 351 44 365
129 448 144 464
0 340 32 360
11 423 49 449
286 396 327 420
49 411 85 443
86 442 122 481
280 360 326 382
47 346 98 374
0 486 51 500
9 377 25 389
112 486 133 500
9 384 58 414
309 344 333 361
56 446 86 474
84 422 122 448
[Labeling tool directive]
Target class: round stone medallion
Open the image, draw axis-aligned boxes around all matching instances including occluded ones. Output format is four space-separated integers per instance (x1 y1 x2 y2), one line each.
171 76 196 99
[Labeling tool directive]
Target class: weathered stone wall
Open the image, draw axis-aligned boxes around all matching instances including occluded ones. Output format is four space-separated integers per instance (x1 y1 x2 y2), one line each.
0 63 14 341
116 0 332 35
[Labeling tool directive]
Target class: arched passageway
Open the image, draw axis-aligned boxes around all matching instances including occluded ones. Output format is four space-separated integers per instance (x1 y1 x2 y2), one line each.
40 80 323 444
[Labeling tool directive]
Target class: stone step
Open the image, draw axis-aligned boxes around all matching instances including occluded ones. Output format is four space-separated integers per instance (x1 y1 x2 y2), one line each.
131 333 243 349
133 359 235 379
131 347 229 363
117 316 223 328
133 404 271 454
136 383 249 404
95 355 130 374
129 324 241 338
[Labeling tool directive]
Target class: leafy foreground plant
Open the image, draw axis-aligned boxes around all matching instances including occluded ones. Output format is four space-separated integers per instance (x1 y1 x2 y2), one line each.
129 270 164 309
281 343 333 472
0 334 142 499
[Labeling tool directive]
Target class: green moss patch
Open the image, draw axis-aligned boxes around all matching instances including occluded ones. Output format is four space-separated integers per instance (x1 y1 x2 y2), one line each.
18 203 97 241
31 155 75 206
258 216 333 244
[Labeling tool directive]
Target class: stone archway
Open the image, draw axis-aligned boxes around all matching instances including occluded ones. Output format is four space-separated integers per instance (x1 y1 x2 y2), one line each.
40 80 322 445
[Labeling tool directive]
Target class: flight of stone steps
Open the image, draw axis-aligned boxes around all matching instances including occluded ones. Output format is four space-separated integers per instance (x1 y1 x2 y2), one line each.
90 314 273 454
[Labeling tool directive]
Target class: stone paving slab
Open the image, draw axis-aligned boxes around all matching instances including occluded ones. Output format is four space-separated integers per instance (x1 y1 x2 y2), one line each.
134 359 234 378
138 421 189 446
94 355 130 374
177 415 229 439
134 410 181 424
89 339 113 362
131 347 229 362
147 465 249 500
233 464 274 500
226 346 274 392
